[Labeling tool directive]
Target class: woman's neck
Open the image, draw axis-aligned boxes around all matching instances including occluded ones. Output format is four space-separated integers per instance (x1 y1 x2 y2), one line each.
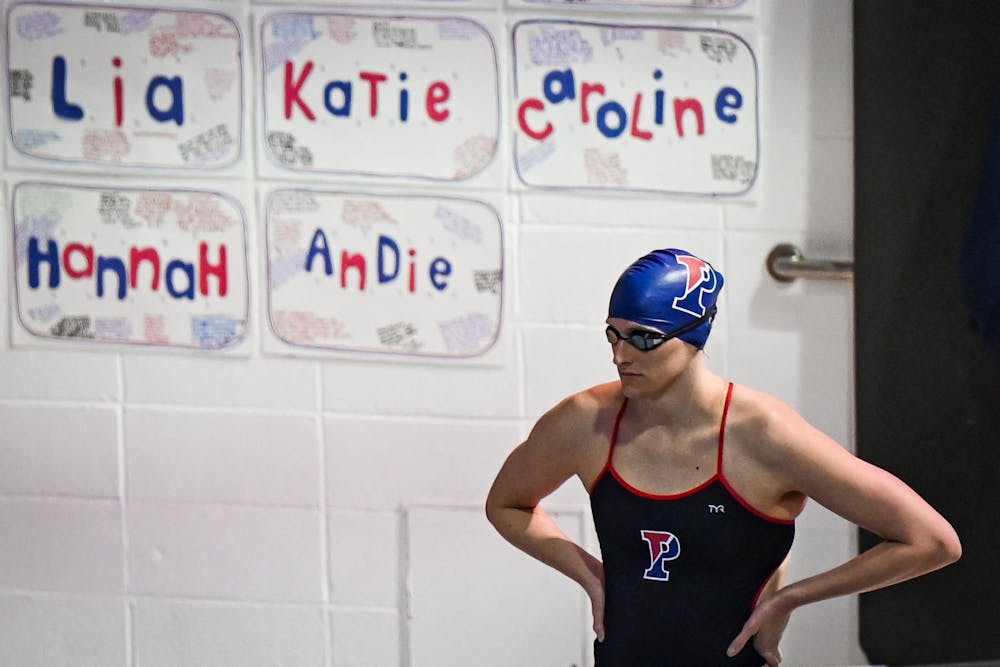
627 356 728 428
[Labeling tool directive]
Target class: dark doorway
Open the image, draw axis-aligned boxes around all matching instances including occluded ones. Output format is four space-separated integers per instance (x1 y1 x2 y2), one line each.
854 1 1000 664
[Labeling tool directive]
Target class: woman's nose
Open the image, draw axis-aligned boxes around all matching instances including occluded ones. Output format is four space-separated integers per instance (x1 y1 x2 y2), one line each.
611 339 631 365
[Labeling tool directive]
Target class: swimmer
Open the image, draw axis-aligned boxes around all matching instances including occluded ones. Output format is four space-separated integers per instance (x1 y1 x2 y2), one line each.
486 248 960 666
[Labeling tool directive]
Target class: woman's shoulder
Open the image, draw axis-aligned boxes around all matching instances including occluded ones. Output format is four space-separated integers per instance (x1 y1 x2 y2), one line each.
723 383 814 517
725 383 822 462
530 381 624 445
727 381 850 480
728 383 804 434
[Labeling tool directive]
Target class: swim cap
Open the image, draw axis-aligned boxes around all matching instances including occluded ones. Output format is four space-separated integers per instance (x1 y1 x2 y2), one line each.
608 248 724 349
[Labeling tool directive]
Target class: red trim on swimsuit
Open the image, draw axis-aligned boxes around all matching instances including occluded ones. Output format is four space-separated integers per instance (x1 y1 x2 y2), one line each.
592 382 793 525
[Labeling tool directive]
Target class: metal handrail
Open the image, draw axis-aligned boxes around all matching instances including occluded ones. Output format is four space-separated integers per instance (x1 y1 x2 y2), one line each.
766 243 854 283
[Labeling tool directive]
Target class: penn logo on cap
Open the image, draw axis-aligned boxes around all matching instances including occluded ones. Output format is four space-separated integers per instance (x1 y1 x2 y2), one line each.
608 248 724 349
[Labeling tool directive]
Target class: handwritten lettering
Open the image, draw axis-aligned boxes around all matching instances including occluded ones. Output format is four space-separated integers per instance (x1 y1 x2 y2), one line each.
377 321 421 350
178 123 234 164
270 191 320 215
711 154 755 183
584 148 628 187
517 65 745 142
144 314 168 344
26 237 229 301
82 130 131 162
134 193 174 228
192 314 241 348
84 11 121 33
517 139 557 174
51 316 93 338
372 21 427 49
439 313 493 354
10 70 34 101
28 303 61 323
14 129 61 150
304 231 452 294
528 26 593 66
437 206 483 244
473 270 502 295
342 200 398 235
95 317 132 341
700 35 738 63
453 134 497 180
327 17 357 44
281 61 451 124
273 310 349 344
99 192 140 228
16 10 61 41
267 131 314 167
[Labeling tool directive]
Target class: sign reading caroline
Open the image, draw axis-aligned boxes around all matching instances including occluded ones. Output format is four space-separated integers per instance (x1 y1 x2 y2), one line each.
513 21 757 195
259 13 499 180
12 183 249 350
266 190 502 358
6 3 243 168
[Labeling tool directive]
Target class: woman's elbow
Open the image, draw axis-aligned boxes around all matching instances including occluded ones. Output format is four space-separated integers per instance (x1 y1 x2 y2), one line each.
484 488 514 528
937 527 962 566
484 496 501 526
924 522 962 569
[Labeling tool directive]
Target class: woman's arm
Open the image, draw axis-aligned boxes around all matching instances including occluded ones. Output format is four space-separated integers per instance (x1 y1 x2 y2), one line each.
485 394 607 640
728 396 961 662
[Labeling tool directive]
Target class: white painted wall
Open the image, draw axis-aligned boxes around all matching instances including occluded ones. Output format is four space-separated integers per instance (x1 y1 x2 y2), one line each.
0 0 861 665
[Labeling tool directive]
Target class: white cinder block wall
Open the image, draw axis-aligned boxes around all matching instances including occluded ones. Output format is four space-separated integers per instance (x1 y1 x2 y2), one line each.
0 1 862 665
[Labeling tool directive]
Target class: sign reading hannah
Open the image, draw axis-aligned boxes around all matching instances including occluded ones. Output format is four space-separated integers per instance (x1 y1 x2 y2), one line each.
259 13 499 180
265 190 502 358
12 183 249 350
6 3 243 168
512 21 757 195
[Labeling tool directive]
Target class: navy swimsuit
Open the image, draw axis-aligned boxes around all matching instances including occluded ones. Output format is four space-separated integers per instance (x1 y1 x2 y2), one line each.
590 383 795 666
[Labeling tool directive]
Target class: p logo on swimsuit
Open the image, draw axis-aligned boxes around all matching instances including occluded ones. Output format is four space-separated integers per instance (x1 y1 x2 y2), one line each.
640 530 681 581
672 253 721 319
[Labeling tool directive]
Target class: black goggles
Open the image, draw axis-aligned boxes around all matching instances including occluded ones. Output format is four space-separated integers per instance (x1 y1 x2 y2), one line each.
605 306 717 351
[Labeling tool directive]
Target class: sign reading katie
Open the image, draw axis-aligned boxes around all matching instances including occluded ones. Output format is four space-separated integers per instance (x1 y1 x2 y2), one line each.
7 3 243 168
12 183 249 350
266 190 502 358
259 13 499 180
513 21 757 195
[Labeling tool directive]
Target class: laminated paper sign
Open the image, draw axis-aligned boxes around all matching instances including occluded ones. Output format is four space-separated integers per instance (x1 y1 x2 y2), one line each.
265 190 502 358
11 183 249 350
6 3 243 168
513 21 758 195
259 12 499 180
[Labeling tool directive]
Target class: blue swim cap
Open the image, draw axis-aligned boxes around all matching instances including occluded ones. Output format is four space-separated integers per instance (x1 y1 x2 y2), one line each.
608 248 724 349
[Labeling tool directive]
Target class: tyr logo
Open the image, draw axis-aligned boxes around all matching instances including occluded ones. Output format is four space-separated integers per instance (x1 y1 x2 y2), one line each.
640 530 681 582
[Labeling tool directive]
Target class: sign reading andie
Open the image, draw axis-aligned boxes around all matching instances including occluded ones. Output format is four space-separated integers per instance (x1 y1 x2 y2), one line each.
12 183 249 350
259 13 499 180
512 21 757 195
265 190 502 358
6 3 243 168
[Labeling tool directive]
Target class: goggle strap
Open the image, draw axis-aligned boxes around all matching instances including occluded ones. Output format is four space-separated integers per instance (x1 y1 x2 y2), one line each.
663 305 718 341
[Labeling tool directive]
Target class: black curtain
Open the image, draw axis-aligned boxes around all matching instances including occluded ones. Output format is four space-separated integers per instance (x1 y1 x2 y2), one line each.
854 1 1000 664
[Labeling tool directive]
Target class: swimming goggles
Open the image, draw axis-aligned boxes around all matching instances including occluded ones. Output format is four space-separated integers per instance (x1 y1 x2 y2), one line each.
605 306 717 351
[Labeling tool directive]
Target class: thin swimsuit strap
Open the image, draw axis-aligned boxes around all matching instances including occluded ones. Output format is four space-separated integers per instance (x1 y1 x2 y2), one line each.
595 381 793 523
717 381 735 479
593 382 734 493
604 381 734 468
603 398 630 470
